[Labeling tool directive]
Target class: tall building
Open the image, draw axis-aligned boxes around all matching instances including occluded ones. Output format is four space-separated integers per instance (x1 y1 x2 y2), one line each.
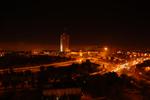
60 33 70 52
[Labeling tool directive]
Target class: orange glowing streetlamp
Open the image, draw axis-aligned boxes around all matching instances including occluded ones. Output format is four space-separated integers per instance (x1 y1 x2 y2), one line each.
104 47 108 51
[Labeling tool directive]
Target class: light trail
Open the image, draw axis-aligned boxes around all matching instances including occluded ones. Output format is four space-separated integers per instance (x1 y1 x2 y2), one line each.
0 60 77 73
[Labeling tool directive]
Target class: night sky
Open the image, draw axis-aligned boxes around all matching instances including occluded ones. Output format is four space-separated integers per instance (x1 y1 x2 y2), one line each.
0 1 150 50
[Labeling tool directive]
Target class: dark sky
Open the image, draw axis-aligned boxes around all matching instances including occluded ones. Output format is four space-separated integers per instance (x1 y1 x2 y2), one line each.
0 1 150 50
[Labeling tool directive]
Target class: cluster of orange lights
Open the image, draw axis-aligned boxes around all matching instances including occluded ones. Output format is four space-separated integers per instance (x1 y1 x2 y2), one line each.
144 67 150 72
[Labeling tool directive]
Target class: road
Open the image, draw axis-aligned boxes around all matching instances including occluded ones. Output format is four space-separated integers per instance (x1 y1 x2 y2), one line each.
0 60 77 73
90 56 150 85
0 55 150 81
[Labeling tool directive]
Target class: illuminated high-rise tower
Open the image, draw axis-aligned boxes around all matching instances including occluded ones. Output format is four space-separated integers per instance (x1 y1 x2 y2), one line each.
60 32 70 52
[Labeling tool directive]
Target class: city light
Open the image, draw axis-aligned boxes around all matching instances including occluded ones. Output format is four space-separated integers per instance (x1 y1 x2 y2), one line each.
60 33 70 52
145 67 150 72
60 42 63 52
104 47 108 51
79 50 83 57
0 3 150 100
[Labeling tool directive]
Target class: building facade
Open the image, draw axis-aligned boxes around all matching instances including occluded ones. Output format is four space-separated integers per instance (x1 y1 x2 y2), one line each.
60 33 70 52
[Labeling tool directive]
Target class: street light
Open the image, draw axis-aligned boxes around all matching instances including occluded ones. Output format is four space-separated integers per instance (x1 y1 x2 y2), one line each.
104 47 108 51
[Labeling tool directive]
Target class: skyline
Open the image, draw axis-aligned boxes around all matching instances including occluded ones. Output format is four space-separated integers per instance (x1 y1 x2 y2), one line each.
0 1 150 50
